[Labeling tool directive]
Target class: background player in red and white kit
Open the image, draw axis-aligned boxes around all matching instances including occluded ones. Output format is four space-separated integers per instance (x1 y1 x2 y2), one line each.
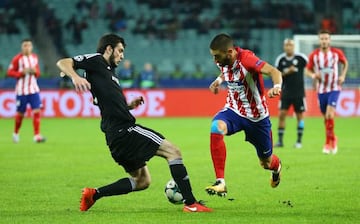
205 34 283 196
274 39 308 149
305 30 348 154
7 39 46 143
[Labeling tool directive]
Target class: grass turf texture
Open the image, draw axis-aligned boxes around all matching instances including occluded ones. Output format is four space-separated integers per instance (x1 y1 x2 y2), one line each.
0 117 359 224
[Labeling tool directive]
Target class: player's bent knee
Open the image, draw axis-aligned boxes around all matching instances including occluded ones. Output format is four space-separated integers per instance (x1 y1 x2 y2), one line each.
134 175 151 190
158 140 182 161
168 145 181 159
211 120 226 134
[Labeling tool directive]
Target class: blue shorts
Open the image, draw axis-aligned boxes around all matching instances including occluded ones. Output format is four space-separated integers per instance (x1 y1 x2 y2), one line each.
213 108 273 158
16 93 42 113
318 91 340 114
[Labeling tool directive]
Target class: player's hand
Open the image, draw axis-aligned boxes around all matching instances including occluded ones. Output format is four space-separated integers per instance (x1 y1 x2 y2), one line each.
288 65 297 73
128 96 144 109
29 67 36 74
72 76 91 92
22 68 33 75
268 87 281 98
209 79 221 94
312 73 321 81
338 75 345 85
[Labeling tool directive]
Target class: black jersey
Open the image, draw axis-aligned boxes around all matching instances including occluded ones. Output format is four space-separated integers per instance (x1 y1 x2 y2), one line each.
274 53 308 99
72 53 135 144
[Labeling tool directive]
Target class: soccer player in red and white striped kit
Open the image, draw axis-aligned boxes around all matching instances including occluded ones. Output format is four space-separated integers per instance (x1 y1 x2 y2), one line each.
305 30 348 154
205 34 283 196
7 38 46 143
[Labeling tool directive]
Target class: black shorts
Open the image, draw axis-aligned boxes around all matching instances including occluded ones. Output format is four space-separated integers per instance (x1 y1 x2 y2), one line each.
108 124 165 173
279 97 306 112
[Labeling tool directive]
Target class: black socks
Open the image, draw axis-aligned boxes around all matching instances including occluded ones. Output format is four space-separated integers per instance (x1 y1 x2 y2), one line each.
169 159 196 205
93 177 135 201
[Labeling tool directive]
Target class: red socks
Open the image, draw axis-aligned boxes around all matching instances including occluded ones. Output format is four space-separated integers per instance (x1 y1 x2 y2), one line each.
14 112 41 135
269 154 280 172
33 112 41 135
325 118 335 144
210 133 227 179
14 113 23 134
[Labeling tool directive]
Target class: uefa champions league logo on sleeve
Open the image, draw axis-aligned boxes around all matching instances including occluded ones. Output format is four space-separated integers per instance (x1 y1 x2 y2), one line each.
74 55 84 62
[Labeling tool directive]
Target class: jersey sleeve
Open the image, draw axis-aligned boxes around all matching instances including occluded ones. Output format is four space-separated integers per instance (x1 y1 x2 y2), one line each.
72 53 100 71
336 48 347 63
241 50 266 73
298 53 308 67
7 54 22 78
33 54 41 78
274 54 283 70
306 52 315 71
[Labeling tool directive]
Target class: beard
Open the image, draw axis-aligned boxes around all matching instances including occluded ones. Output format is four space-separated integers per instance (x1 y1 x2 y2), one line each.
219 57 232 66
321 43 329 50
109 53 118 67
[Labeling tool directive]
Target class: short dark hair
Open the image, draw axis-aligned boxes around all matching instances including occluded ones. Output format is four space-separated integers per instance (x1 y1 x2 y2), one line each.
210 33 233 52
22 38 32 43
318 29 331 35
96 34 126 54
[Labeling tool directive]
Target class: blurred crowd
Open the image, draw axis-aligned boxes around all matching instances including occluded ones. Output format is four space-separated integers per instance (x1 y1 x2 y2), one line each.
1 0 360 88
1 0 360 42
115 59 207 89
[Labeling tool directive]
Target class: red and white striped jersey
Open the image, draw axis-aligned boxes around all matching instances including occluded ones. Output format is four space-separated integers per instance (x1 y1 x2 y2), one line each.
7 53 41 95
306 47 347 94
218 47 268 122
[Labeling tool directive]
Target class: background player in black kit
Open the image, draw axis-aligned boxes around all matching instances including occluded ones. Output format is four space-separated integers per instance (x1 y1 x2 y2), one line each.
56 34 212 213
274 39 308 149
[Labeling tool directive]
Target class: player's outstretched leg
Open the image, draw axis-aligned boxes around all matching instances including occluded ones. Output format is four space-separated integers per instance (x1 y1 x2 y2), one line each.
157 140 212 212
206 119 227 197
80 167 149 211
169 159 212 212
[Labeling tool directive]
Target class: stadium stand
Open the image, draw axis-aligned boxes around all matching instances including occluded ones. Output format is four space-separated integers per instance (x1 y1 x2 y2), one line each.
0 0 359 88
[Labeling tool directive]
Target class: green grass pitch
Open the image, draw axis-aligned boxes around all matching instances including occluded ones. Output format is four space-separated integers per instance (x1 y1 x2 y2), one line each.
0 117 359 224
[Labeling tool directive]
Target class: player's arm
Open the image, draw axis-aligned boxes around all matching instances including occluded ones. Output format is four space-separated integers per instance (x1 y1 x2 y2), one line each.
282 65 297 76
7 56 23 78
304 67 319 90
209 73 224 94
304 53 321 80
304 67 321 80
128 96 144 110
260 63 282 98
56 58 91 92
338 56 348 85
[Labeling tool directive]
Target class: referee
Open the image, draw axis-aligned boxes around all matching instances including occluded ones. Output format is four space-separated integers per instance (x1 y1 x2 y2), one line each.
274 39 308 148
56 34 212 213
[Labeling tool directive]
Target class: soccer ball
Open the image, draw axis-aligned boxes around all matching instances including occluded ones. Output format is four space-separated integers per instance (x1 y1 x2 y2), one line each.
164 179 183 204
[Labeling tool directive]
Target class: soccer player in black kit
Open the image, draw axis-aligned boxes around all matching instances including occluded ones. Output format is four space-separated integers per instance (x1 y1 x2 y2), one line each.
56 34 212 212
274 39 308 149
